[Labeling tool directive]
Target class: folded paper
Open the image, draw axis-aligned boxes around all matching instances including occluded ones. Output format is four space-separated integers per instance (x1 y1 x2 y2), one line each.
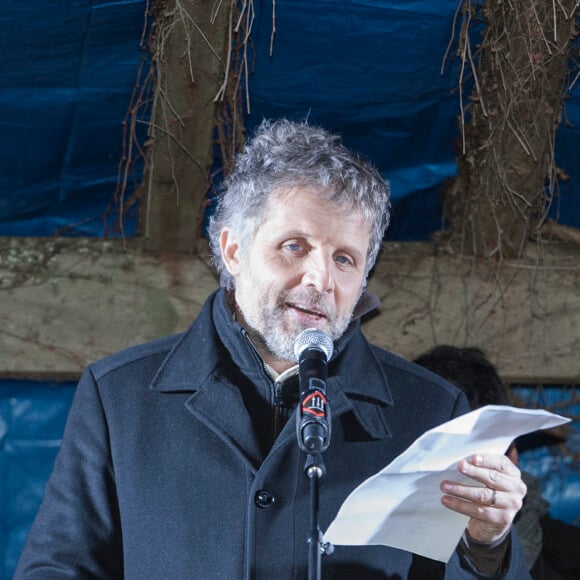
324 405 570 562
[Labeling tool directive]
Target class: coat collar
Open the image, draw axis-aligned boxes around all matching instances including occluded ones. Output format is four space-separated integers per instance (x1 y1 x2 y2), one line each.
149 289 393 441
148 291 225 393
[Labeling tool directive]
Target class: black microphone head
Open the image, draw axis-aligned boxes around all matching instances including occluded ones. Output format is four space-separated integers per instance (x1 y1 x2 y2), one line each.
293 328 334 362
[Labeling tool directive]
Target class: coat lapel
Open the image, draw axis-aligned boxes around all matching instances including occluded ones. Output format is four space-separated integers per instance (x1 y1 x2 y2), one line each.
148 292 265 471
329 329 393 441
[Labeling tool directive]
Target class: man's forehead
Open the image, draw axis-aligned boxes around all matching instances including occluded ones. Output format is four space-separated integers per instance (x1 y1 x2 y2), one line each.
267 185 366 218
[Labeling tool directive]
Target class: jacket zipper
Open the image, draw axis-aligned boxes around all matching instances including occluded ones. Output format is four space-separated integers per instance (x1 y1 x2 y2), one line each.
272 378 286 443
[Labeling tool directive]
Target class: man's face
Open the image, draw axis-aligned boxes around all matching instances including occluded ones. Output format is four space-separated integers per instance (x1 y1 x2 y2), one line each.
220 187 371 371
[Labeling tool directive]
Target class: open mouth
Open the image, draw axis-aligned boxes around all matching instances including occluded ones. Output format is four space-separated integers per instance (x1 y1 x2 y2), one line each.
287 302 327 320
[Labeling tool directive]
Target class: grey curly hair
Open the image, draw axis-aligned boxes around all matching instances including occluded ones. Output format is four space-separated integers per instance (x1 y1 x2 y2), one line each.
207 118 391 289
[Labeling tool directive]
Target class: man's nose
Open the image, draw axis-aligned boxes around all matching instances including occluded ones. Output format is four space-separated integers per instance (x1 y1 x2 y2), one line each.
302 251 334 293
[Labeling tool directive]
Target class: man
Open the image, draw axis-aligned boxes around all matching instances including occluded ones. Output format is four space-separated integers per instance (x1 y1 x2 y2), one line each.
15 119 529 579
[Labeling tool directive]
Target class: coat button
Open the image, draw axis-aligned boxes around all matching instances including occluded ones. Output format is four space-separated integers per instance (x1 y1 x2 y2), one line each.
254 490 276 509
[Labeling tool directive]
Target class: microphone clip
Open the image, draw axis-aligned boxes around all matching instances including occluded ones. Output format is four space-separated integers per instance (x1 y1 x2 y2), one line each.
297 376 332 454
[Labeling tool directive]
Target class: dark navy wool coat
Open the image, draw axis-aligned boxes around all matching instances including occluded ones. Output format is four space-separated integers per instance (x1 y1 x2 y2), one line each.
16 290 529 579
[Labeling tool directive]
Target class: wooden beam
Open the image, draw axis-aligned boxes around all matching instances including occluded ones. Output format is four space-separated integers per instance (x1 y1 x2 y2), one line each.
1 237 578 383
364 241 580 384
0 237 218 380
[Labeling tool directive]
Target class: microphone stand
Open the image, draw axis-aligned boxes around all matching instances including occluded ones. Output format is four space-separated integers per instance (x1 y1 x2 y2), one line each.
294 329 335 580
304 453 333 580
296 379 334 580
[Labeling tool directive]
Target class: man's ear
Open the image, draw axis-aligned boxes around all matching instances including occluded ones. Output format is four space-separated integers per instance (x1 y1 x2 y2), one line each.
220 229 241 276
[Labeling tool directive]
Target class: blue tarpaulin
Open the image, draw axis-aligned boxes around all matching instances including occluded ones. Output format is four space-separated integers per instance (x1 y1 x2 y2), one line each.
1 1 579 237
0 0 146 236
0 381 76 578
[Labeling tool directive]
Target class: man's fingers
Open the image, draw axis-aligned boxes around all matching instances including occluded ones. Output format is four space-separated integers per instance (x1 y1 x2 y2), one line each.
458 454 525 495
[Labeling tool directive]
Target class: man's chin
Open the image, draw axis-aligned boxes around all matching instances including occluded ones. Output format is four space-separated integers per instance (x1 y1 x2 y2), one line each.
261 330 304 362
261 314 339 358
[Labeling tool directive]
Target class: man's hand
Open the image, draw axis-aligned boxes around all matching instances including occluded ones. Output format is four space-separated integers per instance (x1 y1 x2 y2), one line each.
440 454 527 544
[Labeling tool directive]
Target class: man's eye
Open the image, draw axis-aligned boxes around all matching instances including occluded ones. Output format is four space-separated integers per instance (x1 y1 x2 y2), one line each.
284 242 302 252
335 255 354 267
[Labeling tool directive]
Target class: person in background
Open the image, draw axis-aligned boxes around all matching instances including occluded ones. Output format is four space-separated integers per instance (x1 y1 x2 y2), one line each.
414 344 580 580
16 120 529 579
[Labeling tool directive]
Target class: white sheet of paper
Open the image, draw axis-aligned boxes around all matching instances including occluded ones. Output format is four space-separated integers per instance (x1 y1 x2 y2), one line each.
323 405 570 562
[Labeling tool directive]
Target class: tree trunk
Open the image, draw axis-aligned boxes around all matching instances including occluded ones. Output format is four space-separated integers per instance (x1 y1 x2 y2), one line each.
444 0 578 259
138 0 231 254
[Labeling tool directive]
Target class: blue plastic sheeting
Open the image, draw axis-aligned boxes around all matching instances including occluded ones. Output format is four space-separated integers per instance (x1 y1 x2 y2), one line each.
244 0 465 204
0 380 77 580
0 1 146 236
552 96 580 229
1 1 579 240
513 385 580 527
243 0 580 238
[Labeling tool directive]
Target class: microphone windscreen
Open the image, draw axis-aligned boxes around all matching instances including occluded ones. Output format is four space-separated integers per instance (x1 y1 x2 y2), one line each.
293 328 334 362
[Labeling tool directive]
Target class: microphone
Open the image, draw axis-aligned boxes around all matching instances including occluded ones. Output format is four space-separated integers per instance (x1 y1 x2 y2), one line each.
293 328 334 454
